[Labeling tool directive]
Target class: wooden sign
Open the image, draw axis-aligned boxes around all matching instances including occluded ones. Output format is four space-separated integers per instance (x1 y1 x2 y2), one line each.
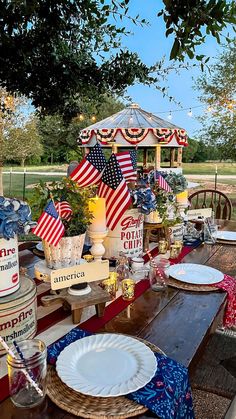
187 208 212 220
51 260 109 291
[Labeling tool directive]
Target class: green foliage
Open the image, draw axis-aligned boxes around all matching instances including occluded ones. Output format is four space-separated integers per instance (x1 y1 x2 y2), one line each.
165 172 188 194
4 118 43 166
0 1 154 117
30 178 96 236
38 95 124 162
183 138 223 162
182 138 199 162
159 0 236 61
195 41 236 160
0 1 235 117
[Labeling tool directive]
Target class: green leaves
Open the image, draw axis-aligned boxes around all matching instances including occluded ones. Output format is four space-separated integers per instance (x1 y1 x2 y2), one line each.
194 41 236 160
159 0 236 62
170 39 180 60
31 177 96 236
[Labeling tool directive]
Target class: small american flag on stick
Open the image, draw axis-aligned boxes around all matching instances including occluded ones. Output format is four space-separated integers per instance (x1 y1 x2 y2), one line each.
32 200 65 246
55 201 72 221
116 150 137 182
70 143 106 187
156 172 172 193
98 154 131 231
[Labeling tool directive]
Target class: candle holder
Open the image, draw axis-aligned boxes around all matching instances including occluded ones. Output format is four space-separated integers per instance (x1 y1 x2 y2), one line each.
88 229 108 261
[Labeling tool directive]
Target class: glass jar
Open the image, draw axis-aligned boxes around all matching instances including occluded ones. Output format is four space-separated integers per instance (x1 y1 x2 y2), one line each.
7 339 47 408
149 259 170 291
116 255 130 285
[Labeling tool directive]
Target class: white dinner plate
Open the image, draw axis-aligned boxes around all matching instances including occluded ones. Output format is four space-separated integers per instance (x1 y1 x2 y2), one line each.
36 242 43 251
56 333 157 397
217 231 236 241
168 263 224 285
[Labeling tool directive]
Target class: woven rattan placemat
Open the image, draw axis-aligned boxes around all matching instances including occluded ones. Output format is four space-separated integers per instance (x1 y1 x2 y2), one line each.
168 277 220 292
47 337 165 419
217 239 236 245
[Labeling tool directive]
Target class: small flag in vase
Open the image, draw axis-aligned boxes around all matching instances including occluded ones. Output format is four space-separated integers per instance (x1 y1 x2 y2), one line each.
156 172 172 193
32 200 65 246
55 201 72 221
116 150 137 182
98 154 131 230
70 143 106 187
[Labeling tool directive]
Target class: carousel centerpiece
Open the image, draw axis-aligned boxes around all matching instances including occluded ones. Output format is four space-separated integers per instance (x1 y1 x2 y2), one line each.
0 197 35 296
77 103 189 257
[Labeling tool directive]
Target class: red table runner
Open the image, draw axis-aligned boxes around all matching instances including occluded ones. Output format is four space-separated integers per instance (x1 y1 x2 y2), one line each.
0 243 235 402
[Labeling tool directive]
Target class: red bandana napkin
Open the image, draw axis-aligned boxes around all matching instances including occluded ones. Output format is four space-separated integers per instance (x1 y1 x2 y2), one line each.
211 274 236 328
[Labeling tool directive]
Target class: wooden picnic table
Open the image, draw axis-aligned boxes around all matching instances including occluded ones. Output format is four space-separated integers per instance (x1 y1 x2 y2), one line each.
1 219 236 418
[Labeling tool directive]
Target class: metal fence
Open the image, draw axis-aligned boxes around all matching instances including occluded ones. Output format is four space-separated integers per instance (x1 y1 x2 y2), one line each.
3 170 66 200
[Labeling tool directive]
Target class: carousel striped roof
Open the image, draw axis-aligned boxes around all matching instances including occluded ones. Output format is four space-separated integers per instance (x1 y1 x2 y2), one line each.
84 103 183 130
79 104 188 147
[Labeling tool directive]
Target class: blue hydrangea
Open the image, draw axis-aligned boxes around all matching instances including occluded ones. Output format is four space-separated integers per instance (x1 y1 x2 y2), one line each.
0 197 36 240
130 187 157 215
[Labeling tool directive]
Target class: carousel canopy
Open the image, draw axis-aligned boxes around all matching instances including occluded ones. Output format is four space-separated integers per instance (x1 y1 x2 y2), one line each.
79 104 188 148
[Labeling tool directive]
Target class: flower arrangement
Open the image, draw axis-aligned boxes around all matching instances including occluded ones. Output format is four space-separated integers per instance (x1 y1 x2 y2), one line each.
31 178 95 237
130 183 156 215
0 197 35 240
165 172 188 195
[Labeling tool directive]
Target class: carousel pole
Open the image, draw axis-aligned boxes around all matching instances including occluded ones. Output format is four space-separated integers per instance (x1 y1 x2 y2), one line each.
155 144 161 171
170 148 175 168
143 148 147 169
177 147 182 168
111 142 118 154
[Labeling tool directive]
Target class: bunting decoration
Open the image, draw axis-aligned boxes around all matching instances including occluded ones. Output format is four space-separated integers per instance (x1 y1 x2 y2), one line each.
79 128 188 146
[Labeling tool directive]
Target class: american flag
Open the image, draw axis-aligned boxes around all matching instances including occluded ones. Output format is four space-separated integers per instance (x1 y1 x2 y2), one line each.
55 201 72 221
116 150 137 182
70 143 106 187
98 154 131 230
33 200 65 246
156 172 172 193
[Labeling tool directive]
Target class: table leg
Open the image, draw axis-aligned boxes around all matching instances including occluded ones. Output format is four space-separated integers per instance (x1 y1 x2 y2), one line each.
72 308 83 324
144 229 151 251
95 302 106 317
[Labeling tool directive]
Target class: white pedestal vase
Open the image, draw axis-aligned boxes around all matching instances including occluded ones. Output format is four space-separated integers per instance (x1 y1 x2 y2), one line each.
0 235 20 297
43 233 86 269
88 230 108 261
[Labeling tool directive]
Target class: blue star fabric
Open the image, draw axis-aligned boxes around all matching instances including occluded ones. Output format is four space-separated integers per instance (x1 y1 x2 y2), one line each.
47 328 195 419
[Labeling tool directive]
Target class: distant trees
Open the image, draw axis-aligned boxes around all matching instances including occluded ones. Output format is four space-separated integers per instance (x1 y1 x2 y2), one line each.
4 118 43 166
182 138 222 162
0 87 33 193
38 95 124 163
195 40 236 160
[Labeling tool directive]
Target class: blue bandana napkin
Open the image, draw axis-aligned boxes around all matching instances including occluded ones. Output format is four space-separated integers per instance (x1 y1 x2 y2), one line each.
48 328 195 419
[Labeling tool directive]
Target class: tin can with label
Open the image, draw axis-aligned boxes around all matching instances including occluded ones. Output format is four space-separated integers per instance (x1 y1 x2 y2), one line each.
0 275 37 355
0 236 19 297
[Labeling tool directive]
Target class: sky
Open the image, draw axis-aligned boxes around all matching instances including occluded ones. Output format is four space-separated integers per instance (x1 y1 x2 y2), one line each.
118 0 227 137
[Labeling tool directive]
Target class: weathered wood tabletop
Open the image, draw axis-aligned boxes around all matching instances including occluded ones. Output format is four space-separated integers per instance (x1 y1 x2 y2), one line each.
1 220 236 419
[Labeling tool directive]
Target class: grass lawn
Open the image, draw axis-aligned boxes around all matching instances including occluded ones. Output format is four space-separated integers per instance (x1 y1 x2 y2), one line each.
3 164 67 173
3 173 63 201
3 163 235 220
182 162 236 175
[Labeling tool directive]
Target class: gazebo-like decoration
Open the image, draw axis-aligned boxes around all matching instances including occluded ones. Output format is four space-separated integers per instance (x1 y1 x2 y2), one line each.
79 104 188 172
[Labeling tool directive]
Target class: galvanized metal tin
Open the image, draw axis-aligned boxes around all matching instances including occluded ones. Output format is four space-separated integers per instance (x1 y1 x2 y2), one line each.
0 275 37 355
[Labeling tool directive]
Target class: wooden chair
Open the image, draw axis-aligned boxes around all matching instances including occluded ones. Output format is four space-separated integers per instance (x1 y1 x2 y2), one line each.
188 189 232 220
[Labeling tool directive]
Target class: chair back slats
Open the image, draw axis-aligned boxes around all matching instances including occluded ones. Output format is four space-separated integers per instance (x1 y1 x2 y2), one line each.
188 189 232 220
222 202 229 219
